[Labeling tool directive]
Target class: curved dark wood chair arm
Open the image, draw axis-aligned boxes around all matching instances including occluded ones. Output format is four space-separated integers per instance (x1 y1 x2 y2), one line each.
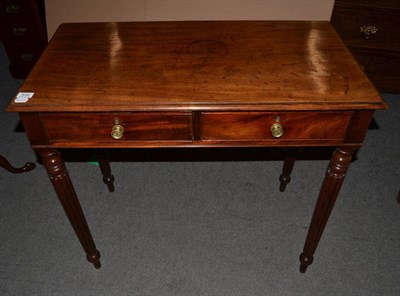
0 154 36 174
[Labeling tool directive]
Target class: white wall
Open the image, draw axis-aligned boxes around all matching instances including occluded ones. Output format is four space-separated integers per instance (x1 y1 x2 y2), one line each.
45 0 335 39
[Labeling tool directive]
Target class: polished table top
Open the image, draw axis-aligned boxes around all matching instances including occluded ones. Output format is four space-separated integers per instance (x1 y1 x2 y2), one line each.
7 21 385 113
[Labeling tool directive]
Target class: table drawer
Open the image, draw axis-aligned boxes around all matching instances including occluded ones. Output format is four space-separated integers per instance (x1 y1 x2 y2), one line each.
201 112 352 141
5 42 43 64
0 17 45 42
40 112 193 143
351 48 400 93
331 5 400 51
0 0 31 19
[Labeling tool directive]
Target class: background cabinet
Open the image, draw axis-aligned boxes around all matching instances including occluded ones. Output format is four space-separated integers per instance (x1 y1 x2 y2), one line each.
331 0 400 93
0 0 47 78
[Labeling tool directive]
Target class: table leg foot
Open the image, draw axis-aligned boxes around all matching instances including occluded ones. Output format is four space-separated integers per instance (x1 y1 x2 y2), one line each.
103 175 115 193
299 252 313 273
87 249 101 269
38 149 101 269
300 147 356 273
96 149 115 192
279 174 291 192
279 148 297 192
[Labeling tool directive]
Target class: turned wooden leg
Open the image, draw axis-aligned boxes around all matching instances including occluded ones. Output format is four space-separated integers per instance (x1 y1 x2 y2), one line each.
38 149 101 268
299 147 356 273
0 154 36 173
96 149 115 192
279 148 298 192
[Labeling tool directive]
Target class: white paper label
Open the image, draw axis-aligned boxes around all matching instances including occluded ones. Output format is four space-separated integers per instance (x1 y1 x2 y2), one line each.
15 92 34 103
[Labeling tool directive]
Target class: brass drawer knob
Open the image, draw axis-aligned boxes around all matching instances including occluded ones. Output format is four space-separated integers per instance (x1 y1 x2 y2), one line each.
13 27 28 36
20 53 34 62
360 25 378 38
6 4 20 14
271 122 284 138
111 124 124 140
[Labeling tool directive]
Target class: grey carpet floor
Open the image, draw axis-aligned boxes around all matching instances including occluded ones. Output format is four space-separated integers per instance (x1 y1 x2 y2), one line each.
1 41 399 295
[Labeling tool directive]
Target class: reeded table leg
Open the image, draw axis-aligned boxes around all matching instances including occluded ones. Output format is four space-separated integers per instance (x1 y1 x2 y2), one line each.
279 148 298 192
38 149 101 268
0 154 35 173
96 149 115 192
299 147 356 273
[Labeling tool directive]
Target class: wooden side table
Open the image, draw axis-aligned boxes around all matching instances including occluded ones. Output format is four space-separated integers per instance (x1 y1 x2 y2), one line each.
6 21 387 273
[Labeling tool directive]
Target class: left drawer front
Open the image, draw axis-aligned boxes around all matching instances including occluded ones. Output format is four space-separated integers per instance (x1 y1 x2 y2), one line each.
40 113 193 143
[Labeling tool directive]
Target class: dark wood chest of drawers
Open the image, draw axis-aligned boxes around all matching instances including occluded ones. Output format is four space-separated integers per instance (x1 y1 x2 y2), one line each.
331 0 400 93
0 0 47 78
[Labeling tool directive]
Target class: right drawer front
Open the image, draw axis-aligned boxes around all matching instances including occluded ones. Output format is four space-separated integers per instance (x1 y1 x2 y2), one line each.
201 112 352 141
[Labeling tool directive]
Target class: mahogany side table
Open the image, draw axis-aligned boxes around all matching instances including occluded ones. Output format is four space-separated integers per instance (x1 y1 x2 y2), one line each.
6 21 387 272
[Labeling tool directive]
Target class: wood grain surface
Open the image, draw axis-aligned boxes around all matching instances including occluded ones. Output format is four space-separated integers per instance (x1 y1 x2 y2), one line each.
7 21 385 112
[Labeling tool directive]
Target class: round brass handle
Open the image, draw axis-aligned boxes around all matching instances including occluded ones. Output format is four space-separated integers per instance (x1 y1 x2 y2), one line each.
6 5 20 14
111 124 124 140
360 25 378 38
20 53 34 62
13 27 28 36
271 122 284 138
